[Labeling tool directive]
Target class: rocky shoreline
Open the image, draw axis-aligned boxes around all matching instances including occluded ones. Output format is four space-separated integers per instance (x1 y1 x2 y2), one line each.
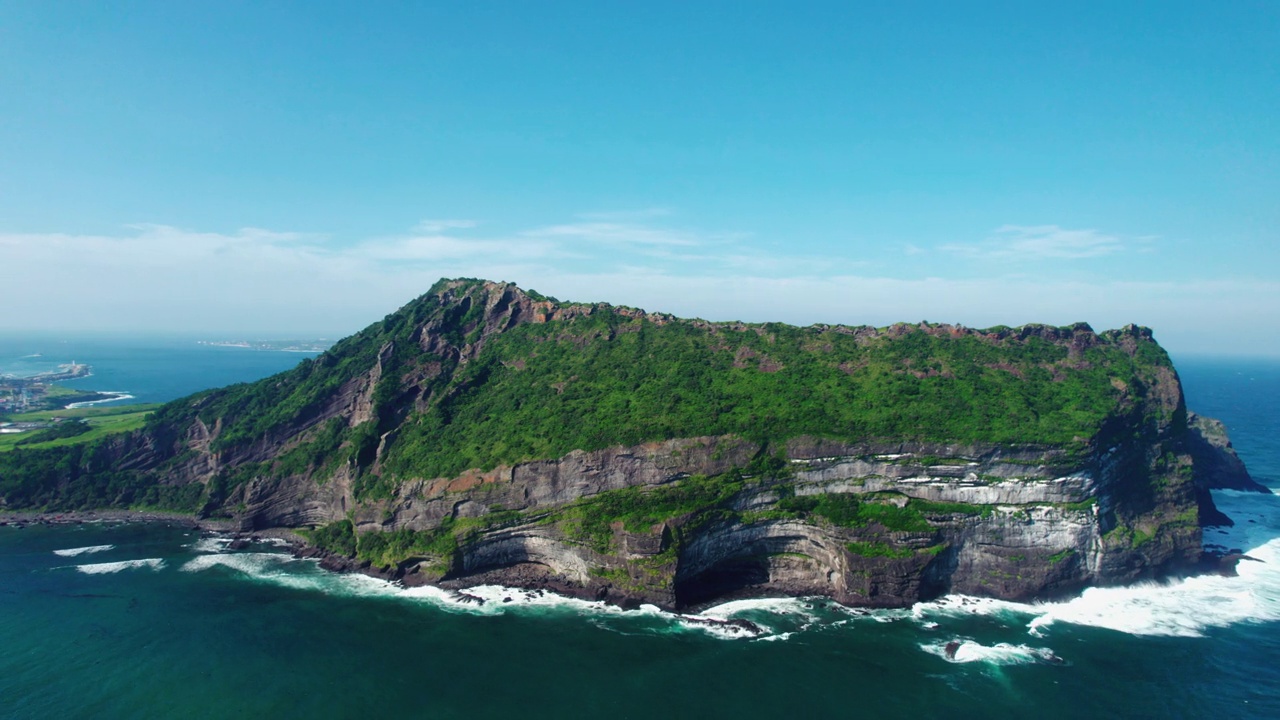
0 510 840 613
0 508 1262 614
294 536 1263 612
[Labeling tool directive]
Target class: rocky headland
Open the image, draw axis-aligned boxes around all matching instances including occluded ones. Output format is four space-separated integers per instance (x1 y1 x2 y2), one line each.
0 279 1263 610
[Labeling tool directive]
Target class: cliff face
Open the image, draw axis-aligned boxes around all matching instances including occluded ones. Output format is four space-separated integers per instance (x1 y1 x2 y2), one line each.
0 279 1249 609
287 430 1200 609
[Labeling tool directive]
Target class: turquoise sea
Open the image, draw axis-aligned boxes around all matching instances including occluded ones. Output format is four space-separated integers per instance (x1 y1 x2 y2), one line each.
1 339 1278 719
0 335 320 406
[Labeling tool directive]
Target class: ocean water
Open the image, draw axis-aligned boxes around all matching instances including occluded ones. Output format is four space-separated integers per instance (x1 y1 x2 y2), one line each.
0 347 1278 719
0 335 318 406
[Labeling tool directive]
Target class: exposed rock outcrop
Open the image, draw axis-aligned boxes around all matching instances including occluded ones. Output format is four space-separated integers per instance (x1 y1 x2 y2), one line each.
1187 413 1269 493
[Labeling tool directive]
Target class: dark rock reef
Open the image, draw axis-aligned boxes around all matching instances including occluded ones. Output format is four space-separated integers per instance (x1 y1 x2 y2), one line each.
1187 412 1269 494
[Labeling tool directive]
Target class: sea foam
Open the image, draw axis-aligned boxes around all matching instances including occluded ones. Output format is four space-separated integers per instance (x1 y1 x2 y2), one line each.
75 558 164 574
913 488 1280 638
53 544 114 557
173 488 1280 644
178 551 785 639
64 391 133 409
189 537 233 554
920 640 1062 666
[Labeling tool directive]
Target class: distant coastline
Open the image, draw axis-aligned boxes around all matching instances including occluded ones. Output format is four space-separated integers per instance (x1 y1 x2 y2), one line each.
0 508 240 534
196 339 333 353
64 391 134 409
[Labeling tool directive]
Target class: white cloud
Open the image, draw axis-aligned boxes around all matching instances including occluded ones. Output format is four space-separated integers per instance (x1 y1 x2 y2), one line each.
360 234 561 262
942 225 1127 260
0 219 1274 355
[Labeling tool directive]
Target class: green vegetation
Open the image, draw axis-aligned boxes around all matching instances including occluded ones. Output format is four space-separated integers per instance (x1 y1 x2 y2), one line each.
1105 523 1156 550
300 469 986 570
300 519 357 556
13 420 92 445
0 440 203 512
304 504 540 571
292 468 1066 575
0 280 1180 519
0 406 158 453
377 309 1158 480
1104 506 1198 552
546 460 984 557
170 281 1173 488
1048 548 1076 565
905 455 975 466
354 525 458 570
777 492 990 532
1039 498 1098 513
845 541 914 559
269 418 351 481
912 498 997 518
169 279 480 455
1 402 162 423
303 519 456 570
589 566 633 584
557 473 744 553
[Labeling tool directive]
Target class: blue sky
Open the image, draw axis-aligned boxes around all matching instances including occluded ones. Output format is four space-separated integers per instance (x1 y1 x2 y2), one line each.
1 2 1277 354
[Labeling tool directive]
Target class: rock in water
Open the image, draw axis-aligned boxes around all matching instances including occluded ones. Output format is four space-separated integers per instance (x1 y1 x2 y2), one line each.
1187 413 1269 493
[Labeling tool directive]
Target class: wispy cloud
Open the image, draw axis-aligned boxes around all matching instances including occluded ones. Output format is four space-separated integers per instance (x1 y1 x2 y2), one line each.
575 208 673 221
522 221 704 247
3 218 1272 355
412 219 478 234
360 234 562 262
0 216 775 333
941 225 1127 260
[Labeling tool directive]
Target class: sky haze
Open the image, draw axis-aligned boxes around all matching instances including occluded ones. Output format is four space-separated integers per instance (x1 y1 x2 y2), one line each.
1 2 1277 355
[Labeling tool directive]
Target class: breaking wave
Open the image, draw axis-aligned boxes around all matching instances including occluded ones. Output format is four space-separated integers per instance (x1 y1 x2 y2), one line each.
912 489 1280 638
53 544 114 557
920 640 1063 666
75 558 164 574
172 488 1278 647
64 391 133 409
188 537 233 554
178 551 799 640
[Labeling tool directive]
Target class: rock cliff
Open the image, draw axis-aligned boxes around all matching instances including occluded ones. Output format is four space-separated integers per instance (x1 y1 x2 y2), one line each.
0 278 1258 610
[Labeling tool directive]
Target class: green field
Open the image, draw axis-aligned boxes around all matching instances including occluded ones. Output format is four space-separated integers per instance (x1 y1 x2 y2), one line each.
42 384 94 399
0 404 159 452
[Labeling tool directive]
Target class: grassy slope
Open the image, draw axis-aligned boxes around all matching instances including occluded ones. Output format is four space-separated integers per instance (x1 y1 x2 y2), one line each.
0 281 1177 514
0 405 159 452
167 282 1173 489
378 315 1164 481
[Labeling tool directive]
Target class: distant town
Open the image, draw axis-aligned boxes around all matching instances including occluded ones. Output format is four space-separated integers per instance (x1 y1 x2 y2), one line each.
0 362 103 413
196 339 334 353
